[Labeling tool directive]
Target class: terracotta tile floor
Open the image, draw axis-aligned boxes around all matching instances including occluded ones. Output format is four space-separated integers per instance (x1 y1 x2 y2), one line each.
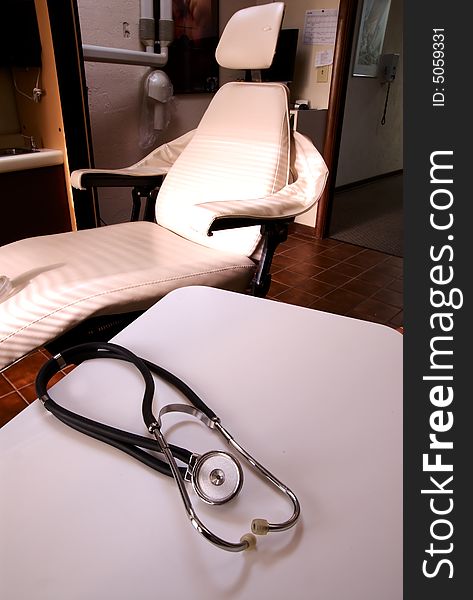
0 225 402 429
0 348 71 428
268 225 403 327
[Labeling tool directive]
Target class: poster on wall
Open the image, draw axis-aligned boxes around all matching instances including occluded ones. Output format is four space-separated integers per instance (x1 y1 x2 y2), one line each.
163 0 219 93
353 0 392 77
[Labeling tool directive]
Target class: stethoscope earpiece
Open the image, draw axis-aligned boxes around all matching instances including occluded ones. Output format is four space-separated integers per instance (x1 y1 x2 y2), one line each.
251 518 270 536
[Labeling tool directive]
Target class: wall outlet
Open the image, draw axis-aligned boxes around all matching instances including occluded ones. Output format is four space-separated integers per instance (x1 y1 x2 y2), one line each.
317 66 329 83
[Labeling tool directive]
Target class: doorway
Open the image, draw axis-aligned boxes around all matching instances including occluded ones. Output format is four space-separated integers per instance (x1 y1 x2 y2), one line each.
316 0 403 258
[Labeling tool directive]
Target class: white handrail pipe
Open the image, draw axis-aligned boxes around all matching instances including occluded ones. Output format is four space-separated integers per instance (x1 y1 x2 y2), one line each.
82 45 168 67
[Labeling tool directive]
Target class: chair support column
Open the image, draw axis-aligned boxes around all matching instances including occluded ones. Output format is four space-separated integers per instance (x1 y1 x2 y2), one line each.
251 221 289 297
131 185 159 222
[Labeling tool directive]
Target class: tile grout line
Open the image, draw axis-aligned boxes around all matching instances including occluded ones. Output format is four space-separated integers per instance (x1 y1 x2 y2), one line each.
271 260 401 310
269 234 403 327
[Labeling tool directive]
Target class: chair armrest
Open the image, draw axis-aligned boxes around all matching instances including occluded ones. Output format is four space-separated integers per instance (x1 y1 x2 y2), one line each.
70 129 196 190
190 132 328 235
70 168 168 191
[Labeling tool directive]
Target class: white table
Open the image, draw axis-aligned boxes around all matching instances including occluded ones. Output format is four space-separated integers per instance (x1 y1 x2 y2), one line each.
0 287 402 599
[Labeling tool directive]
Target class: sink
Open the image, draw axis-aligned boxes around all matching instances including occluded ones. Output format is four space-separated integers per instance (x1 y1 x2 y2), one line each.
0 147 38 156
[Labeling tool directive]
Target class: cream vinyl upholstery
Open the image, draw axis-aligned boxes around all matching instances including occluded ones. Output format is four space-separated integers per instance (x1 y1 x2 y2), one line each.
216 2 284 69
0 2 328 370
70 130 195 190
156 81 291 257
189 131 328 240
0 224 254 368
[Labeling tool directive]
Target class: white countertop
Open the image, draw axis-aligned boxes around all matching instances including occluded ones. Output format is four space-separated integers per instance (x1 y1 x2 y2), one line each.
0 148 63 173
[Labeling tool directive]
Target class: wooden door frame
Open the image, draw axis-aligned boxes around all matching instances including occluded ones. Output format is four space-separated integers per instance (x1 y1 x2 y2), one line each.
315 0 359 238
46 0 99 229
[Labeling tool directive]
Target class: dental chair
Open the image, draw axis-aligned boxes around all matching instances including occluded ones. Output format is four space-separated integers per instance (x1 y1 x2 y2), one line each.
0 2 328 371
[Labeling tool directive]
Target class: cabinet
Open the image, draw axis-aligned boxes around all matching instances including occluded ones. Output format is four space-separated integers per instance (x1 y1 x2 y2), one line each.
0 165 72 246
293 109 327 153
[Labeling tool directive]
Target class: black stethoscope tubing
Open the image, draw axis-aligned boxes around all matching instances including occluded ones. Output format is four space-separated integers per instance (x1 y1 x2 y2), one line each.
36 342 209 477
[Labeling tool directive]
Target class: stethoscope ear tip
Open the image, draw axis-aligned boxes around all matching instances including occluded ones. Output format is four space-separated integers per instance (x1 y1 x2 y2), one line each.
240 533 257 551
251 518 269 536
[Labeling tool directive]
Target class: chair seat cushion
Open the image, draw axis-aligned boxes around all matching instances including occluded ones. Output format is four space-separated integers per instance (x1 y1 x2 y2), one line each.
0 222 254 369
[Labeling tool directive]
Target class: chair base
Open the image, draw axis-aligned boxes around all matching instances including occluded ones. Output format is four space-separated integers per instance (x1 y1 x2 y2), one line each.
45 311 143 356
207 217 291 298
251 221 290 297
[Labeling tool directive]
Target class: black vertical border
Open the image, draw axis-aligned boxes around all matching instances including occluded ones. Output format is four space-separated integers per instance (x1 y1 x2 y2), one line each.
46 0 99 229
404 1 471 598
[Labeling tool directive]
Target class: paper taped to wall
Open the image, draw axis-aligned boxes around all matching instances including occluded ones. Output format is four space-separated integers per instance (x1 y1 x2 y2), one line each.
303 9 338 45
315 49 334 67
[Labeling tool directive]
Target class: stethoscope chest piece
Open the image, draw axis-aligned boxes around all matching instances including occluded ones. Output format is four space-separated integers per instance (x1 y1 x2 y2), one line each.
188 451 243 505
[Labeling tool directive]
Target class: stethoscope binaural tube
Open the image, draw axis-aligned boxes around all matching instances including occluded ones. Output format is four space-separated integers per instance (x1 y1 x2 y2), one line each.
214 421 301 535
141 359 301 545
150 417 254 552
36 341 300 552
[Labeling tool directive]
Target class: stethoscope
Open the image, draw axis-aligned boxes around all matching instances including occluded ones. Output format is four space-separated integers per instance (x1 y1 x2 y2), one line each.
36 341 300 553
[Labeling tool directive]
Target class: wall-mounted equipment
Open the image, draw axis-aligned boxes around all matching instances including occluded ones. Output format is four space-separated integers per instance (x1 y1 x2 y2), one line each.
379 52 399 83
139 70 174 148
146 70 173 130
379 53 400 125
83 0 173 68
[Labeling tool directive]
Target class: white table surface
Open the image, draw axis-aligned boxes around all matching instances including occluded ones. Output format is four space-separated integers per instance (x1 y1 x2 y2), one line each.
0 286 402 600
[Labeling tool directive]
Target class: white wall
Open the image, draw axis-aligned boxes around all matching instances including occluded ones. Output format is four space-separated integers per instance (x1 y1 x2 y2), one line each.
335 0 403 186
77 0 149 222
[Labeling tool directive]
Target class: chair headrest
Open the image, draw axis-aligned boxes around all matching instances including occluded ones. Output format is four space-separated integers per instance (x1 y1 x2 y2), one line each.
216 2 285 70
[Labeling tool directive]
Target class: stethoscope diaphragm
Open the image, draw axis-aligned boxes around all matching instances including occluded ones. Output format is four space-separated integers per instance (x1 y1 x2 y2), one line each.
189 451 243 505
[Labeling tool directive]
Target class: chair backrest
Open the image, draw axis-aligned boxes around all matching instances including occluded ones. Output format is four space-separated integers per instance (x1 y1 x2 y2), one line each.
156 2 290 258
